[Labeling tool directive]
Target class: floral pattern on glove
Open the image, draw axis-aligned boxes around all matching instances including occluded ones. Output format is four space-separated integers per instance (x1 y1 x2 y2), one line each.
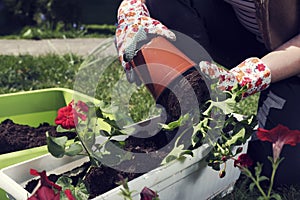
231 57 271 97
199 57 271 98
199 61 237 91
115 0 176 60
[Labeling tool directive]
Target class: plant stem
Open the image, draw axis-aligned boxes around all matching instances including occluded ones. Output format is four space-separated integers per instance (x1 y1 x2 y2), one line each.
78 129 98 166
267 158 283 197
243 167 268 199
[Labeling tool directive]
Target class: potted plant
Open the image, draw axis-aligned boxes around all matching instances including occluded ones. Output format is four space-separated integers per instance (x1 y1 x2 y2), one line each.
0 83 257 199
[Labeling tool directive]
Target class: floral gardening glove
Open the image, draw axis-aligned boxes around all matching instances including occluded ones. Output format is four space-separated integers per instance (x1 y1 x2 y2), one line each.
199 57 271 98
115 0 176 82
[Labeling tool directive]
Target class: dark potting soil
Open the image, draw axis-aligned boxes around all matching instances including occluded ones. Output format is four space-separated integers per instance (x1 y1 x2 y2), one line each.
24 130 172 199
0 119 76 154
157 69 210 123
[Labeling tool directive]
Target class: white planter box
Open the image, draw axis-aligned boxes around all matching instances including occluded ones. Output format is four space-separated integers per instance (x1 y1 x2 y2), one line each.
0 138 247 200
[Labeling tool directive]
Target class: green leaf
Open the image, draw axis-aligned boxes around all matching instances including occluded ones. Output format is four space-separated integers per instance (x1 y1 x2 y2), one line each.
255 163 263 178
159 114 189 131
119 126 135 136
192 118 210 146
57 176 73 186
258 176 269 182
56 125 76 133
203 98 235 116
257 196 266 200
56 176 89 200
161 144 192 165
96 118 111 133
249 182 256 192
225 128 245 146
47 133 68 158
65 143 83 156
73 182 90 200
271 193 282 200
117 178 135 200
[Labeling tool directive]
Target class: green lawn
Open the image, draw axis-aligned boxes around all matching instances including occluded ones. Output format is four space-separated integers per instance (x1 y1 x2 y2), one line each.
0 54 157 124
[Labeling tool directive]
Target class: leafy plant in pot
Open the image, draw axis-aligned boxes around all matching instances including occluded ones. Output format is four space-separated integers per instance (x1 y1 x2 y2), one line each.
21 82 257 199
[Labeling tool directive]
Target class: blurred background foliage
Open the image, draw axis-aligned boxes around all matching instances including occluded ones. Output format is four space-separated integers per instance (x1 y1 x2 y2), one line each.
0 0 122 38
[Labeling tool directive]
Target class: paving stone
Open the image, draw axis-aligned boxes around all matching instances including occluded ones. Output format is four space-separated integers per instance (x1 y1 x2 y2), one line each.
0 38 117 57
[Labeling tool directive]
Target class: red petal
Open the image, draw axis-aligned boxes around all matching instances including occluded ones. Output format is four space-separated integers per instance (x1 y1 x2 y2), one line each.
30 169 40 176
256 127 277 143
76 100 89 112
36 186 56 200
257 124 300 146
65 189 76 200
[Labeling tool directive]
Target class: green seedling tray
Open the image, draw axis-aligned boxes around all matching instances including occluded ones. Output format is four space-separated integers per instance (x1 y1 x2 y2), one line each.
0 88 97 199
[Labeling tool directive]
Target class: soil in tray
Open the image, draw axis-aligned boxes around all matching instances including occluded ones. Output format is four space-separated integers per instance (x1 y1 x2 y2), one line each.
24 130 172 199
0 119 76 154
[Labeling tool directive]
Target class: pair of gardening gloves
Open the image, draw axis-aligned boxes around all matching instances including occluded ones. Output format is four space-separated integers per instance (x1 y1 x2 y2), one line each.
115 0 271 98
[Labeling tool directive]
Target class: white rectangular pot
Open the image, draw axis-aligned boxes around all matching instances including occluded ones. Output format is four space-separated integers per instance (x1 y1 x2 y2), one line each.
0 139 247 200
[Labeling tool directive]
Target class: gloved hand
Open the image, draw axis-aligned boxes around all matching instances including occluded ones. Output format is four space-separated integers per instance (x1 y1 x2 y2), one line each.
115 0 176 82
199 57 271 98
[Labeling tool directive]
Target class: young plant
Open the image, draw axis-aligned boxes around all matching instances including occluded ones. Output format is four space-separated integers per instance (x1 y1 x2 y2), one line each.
233 124 300 200
47 100 131 167
160 84 257 171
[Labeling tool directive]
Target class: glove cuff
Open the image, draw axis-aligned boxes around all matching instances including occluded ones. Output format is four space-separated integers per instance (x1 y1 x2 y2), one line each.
117 0 149 24
230 57 271 97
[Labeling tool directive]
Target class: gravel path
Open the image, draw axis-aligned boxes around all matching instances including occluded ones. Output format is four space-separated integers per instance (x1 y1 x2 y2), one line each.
0 38 117 57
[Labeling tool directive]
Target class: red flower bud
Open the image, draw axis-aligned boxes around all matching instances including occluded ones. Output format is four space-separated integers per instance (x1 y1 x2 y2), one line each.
219 170 226 178
234 154 253 168
235 147 243 154
140 187 159 200
221 156 227 162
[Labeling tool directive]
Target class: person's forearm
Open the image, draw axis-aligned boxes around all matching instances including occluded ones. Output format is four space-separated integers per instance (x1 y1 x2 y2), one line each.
261 34 300 83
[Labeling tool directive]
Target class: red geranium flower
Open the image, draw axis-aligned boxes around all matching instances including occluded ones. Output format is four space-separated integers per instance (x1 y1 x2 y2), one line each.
140 187 159 200
257 124 300 161
234 153 253 168
55 100 89 129
55 104 75 129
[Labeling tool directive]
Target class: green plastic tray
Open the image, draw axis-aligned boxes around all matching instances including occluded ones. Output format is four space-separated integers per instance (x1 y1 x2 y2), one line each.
0 88 97 199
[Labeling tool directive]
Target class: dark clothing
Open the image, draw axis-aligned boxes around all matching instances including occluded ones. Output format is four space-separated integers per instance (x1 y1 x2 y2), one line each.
146 0 268 68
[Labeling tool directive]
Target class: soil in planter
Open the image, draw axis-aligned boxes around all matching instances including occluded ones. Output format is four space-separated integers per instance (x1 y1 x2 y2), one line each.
24 130 181 199
0 119 77 154
157 69 210 125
